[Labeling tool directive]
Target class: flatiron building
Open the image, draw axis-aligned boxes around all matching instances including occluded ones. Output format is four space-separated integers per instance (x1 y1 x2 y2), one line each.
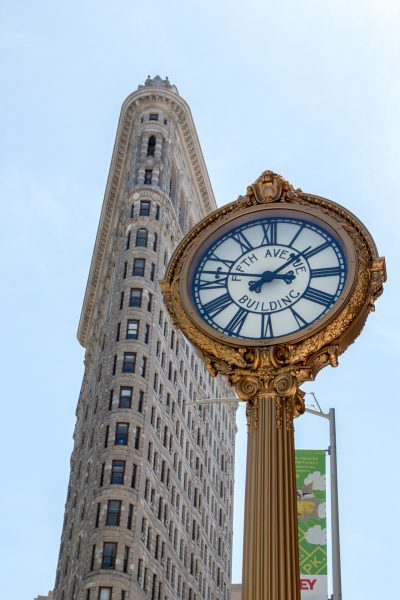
51 76 236 600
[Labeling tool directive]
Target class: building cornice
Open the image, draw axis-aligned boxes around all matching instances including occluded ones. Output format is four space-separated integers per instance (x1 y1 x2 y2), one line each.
77 86 216 348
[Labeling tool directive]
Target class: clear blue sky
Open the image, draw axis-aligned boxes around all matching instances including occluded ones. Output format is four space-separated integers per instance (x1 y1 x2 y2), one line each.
1 1 399 598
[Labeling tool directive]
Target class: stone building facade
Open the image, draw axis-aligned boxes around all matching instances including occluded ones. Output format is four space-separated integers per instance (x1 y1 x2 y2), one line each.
51 77 237 600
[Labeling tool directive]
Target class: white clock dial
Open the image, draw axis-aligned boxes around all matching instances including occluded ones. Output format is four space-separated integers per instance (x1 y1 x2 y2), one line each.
191 214 347 341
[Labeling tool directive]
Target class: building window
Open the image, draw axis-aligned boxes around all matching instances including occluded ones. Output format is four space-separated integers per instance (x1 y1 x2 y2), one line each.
116 323 121 342
144 170 153 185
127 503 133 529
133 258 145 277
100 463 105 487
150 263 156 281
139 200 151 216
126 231 131 249
115 422 129 445
147 135 156 157
119 291 124 309
111 460 125 484
119 387 132 409
123 261 127 279
131 464 138 488
153 233 158 252
138 390 144 413
144 324 150 344
98 589 112 600
126 319 139 339
102 543 117 569
149 113 158 121
95 503 100 527
112 355 117 376
137 558 144 584
123 546 129 573
90 544 96 570
134 427 141 450
106 500 122 526
122 352 136 373
136 228 148 247
129 288 142 307
147 293 153 312
155 205 160 220
141 356 147 377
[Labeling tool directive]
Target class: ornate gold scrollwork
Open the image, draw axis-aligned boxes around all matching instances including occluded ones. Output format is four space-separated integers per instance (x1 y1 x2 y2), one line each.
272 372 297 398
235 376 262 430
272 373 305 431
235 375 262 401
245 170 300 206
368 257 387 311
233 371 305 431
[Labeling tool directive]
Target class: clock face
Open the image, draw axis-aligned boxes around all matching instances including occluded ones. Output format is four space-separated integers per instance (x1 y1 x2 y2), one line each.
189 211 349 343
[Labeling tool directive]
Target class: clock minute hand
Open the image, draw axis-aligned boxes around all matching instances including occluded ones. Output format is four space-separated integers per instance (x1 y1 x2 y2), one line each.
271 246 312 277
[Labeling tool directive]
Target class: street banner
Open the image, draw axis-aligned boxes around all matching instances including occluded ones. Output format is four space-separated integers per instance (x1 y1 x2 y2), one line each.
295 450 328 600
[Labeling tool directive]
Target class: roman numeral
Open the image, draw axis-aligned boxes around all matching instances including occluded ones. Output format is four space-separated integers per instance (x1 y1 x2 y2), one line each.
225 308 248 335
310 266 342 278
231 231 253 253
261 313 273 338
202 293 232 318
303 241 331 260
208 253 235 269
290 308 308 328
198 277 228 290
303 287 335 307
289 225 304 247
261 221 277 245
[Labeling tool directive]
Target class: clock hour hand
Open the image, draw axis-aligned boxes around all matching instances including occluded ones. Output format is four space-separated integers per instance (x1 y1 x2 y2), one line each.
247 247 311 292
272 271 296 284
248 269 296 293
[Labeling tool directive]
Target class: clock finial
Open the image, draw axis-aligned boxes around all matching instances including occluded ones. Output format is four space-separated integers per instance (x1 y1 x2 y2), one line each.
246 170 300 205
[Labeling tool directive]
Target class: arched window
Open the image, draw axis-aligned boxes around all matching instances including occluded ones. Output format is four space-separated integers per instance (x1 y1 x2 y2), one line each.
139 200 151 216
136 228 148 247
147 135 156 157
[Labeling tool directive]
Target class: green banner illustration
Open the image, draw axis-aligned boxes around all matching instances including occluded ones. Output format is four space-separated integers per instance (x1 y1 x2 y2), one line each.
295 450 327 598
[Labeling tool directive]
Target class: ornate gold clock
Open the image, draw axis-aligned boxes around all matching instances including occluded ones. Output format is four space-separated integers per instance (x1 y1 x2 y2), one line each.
162 171 385 391
161 171 386 600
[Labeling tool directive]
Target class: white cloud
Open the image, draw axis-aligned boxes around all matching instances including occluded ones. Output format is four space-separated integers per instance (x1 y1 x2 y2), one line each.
304 471 326 491
305 525 327 546
318 502 326 519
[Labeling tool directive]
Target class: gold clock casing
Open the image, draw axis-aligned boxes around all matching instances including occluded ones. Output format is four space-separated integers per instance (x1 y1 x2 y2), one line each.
182 204 357 348
161 171 386 387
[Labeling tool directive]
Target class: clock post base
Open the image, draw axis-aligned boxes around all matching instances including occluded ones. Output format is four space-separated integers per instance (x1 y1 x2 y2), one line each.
242 393 300 600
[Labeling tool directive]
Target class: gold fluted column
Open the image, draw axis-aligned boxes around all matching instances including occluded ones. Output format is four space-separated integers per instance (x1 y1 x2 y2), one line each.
238 376 303 600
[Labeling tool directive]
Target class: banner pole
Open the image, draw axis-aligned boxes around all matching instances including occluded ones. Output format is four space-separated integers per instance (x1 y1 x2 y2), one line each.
329 408 342 600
